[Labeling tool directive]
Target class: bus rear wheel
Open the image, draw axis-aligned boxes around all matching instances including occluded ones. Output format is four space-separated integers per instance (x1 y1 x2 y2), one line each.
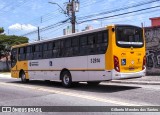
87 81 100 86
20 71 29 83
61 71 72 88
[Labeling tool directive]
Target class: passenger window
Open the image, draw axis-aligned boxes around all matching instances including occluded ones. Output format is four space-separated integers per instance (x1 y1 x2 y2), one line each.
19 47 25 54
65 38 71 48
53 41 60 58
80 35 88 56
18 47 26 61
60 40 64 48
96 31 108 54
43 43 48 51
80 36 87 46
88 35 95 45
48 42 53 50
35 44 42 52
26 46 31 53
72 37 79 56
54 41 60 49
97 33 103 43
33 44 43 59
72 37 79 47
103 31 108 43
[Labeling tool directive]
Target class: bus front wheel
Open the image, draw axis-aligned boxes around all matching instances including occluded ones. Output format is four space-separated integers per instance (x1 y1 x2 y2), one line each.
20 71 29 83
61 71 72 88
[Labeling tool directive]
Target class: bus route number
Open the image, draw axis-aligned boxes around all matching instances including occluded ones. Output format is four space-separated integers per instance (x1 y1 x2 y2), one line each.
91 58 100 63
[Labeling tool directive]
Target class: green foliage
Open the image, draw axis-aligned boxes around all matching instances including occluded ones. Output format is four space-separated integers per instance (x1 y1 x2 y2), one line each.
0 27 4 34
0 35 28 46
0 35 28 56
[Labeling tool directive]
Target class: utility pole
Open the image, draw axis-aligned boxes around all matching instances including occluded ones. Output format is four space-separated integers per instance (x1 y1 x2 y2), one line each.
49 1 79 33
67 0 79 33
38 27 40 41
71 0 76 33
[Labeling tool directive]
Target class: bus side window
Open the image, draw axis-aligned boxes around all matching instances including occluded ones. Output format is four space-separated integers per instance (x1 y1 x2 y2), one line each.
43 43 48 51
60 40 65 57
53 41 60 58
72 37 79 56
88 34 96 55
103 31 108 43
80 35 88 56
43 43 48 59
34 44 43 59
26 46 33 60
47 42 53 58
18 47 26 61
65 38 72 57
96 31 108 54
43 42 52 59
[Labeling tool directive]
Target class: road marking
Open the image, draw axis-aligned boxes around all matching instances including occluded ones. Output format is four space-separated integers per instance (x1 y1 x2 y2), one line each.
0 82 144 106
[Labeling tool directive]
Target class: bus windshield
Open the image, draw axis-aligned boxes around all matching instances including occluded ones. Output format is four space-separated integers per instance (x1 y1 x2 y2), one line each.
116 26 143 48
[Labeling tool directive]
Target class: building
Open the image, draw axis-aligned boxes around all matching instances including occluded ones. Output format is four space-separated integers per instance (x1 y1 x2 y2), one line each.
150 17 160 27
63 26 78 35
82 25 93 31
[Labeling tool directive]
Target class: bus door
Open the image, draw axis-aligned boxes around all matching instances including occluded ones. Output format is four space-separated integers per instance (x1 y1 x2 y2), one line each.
11 48 18 78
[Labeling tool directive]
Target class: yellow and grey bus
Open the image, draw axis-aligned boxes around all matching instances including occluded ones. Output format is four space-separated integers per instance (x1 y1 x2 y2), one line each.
11 24 146 87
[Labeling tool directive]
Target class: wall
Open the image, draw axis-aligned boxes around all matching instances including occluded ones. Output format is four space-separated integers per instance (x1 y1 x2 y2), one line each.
150 17 160 27
0 61 11 71
145 26 160 75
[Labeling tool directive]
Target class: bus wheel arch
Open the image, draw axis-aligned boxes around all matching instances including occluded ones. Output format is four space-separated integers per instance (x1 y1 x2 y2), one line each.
19 69 29 83
60 69 72 87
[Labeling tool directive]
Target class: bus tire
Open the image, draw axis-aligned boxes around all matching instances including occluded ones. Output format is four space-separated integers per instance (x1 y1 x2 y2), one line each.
20 71 29 83
87 81 100 86
61 71 72 88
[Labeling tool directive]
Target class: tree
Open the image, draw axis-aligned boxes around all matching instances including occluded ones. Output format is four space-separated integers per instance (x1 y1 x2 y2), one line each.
0 27 4 34
0 34 28 71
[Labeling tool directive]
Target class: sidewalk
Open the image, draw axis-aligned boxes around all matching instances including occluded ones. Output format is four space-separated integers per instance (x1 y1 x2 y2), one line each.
111 76 160 85
0 72 11 78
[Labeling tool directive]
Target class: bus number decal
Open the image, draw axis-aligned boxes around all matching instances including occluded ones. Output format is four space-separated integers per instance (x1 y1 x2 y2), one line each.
91 58 100 63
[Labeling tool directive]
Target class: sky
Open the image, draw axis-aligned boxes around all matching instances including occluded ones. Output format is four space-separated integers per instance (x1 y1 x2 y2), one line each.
0 0 160 42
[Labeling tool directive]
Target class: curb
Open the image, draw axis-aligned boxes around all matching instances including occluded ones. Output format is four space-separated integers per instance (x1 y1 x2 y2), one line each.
0 73 11 78
110 80 160 85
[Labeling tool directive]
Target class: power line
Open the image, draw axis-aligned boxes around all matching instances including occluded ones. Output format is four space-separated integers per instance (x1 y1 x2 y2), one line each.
77 0 160 20
0 0 29 14
78 5 160 24
21 18 70 36
99 9 160 25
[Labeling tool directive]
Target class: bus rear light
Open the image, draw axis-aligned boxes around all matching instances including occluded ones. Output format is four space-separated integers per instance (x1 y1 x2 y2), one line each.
142 56 146 70
114 56 120 72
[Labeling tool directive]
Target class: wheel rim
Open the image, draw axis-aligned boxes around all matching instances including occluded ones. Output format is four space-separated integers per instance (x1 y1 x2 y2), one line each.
21 73 26 81
63 74 70 85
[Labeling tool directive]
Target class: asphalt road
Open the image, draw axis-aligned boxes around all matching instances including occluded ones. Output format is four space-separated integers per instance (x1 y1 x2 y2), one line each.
0 75 160 115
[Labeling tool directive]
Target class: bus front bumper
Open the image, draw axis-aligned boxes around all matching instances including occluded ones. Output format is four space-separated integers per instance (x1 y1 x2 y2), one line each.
112 68 146 80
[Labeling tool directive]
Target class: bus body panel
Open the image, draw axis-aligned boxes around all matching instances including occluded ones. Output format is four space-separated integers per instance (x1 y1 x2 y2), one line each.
11 24 146 84
11 61 29 79
111 25 146 78
105 26 114 71
112 68 146 80
27 54 111 82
